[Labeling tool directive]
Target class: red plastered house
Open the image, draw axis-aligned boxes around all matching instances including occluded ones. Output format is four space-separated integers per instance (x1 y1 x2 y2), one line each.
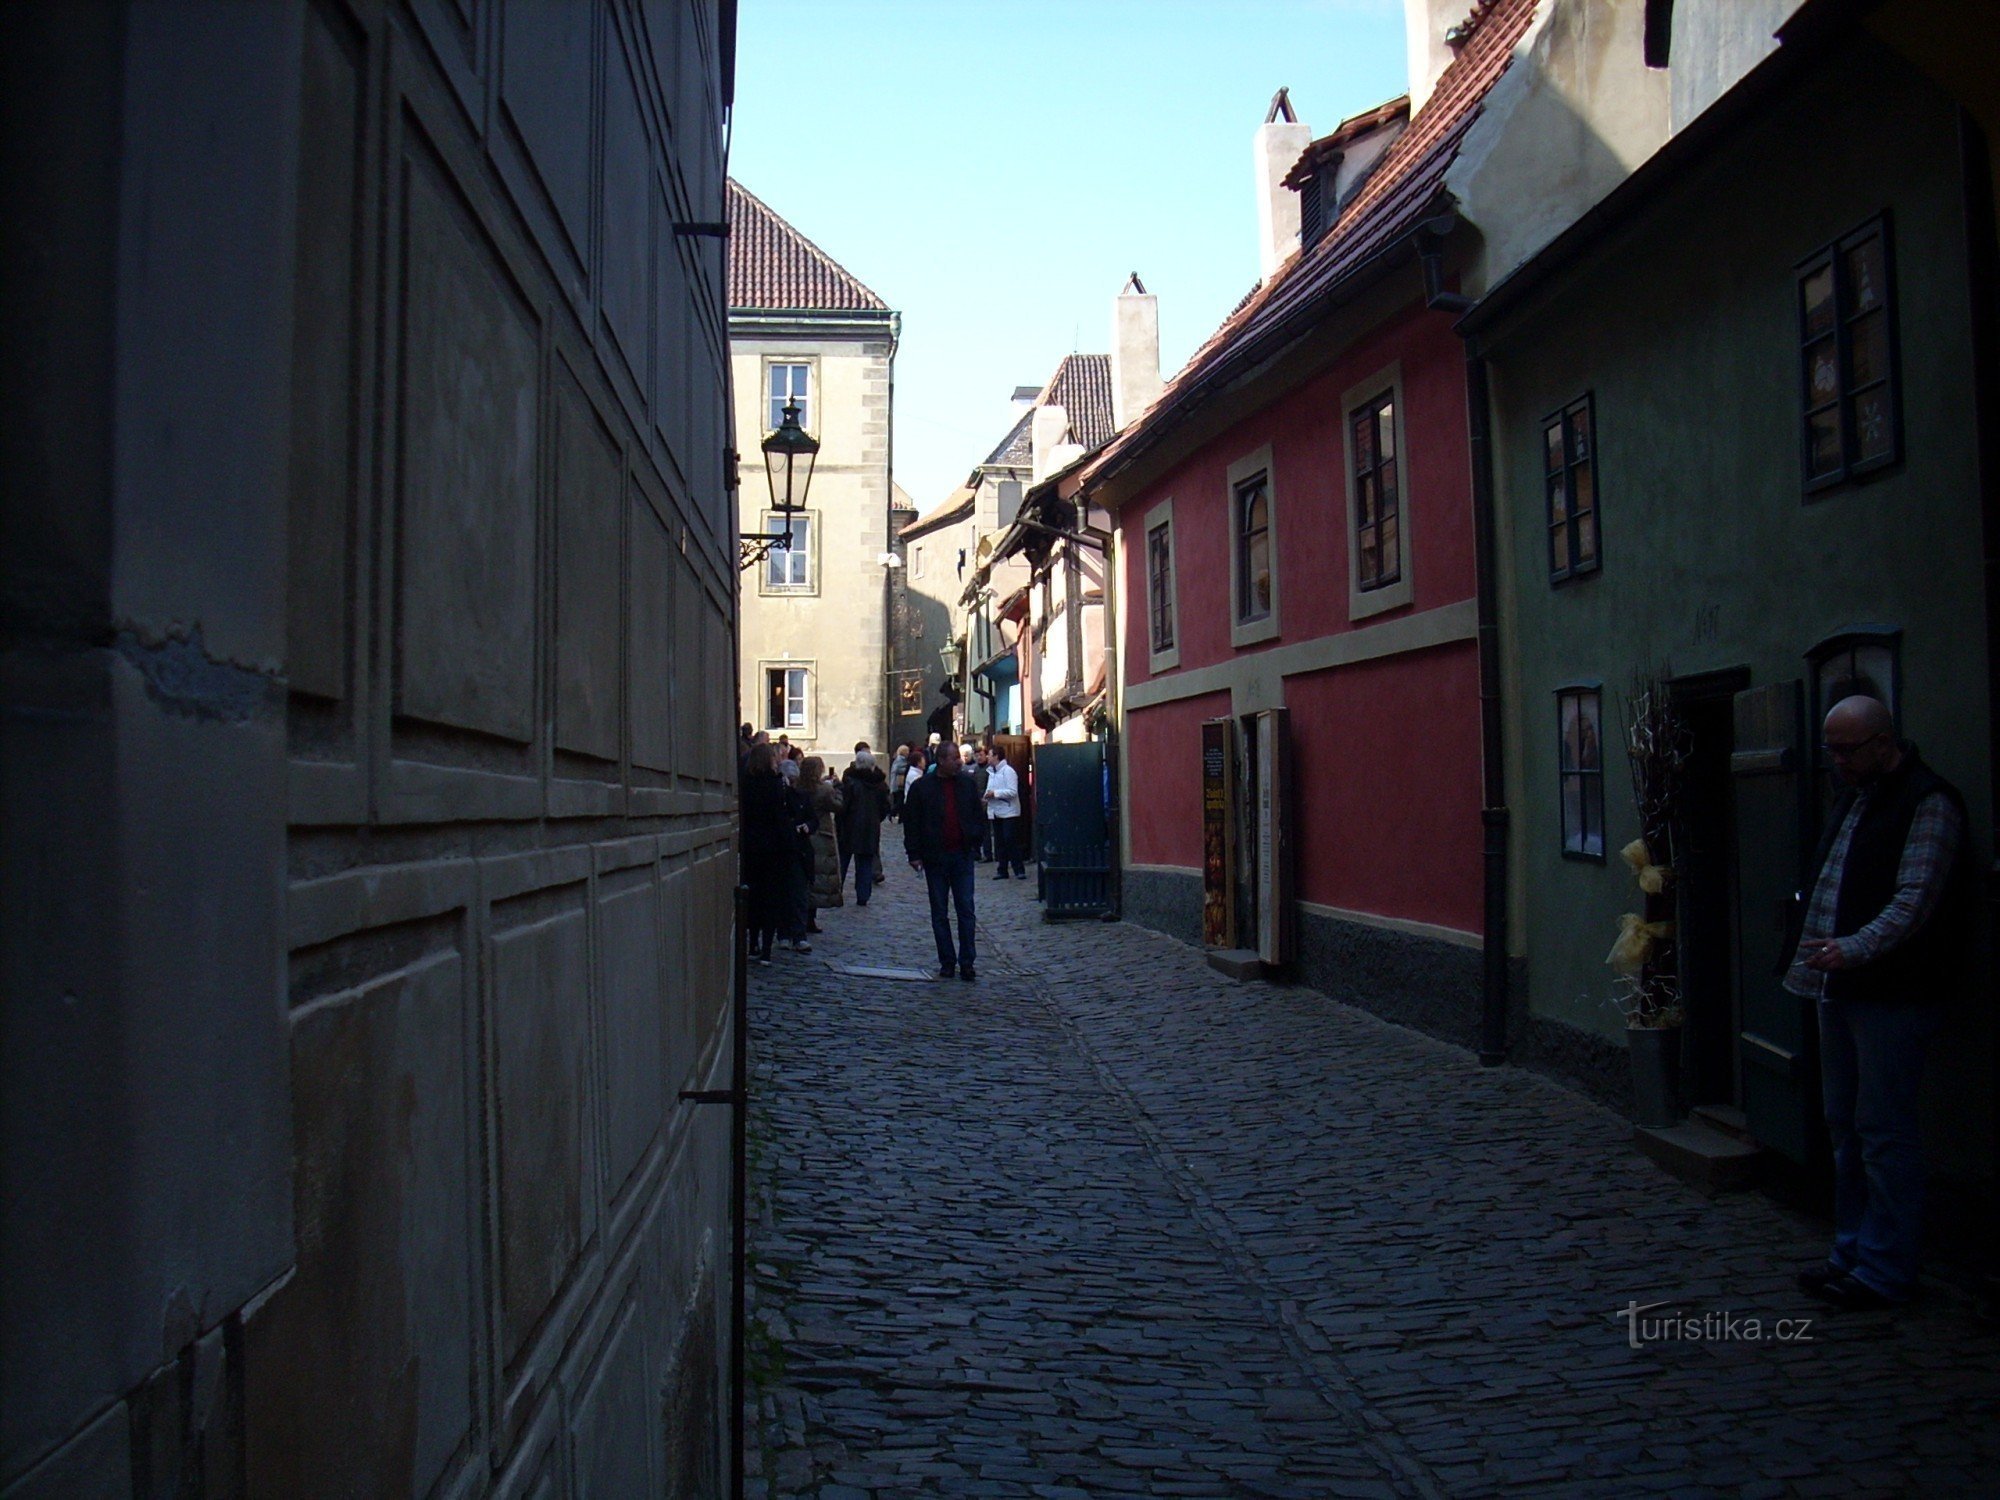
1085 0 1534 1045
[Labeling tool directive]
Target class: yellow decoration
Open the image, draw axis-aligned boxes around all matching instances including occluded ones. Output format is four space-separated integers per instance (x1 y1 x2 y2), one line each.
1620 836 1672 895
1620 839 1651 874
1606 913 1676 975
1638 863 1671 895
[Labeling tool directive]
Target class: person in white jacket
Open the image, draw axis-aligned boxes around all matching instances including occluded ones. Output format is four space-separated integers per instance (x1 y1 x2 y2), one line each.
982 750 1025 879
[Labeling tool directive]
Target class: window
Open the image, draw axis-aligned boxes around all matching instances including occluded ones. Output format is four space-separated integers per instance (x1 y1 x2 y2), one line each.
1236 476 1270 621
1543 395 1600 583
1227 446 1279 645
767 361 810 433
1342 366 1414 619
765 666 809 732
1557 687 1606 860
1350 390 1401 592
761 512 813 592
912 543 925 579
1144 501 1179 671
1798 215 1899 491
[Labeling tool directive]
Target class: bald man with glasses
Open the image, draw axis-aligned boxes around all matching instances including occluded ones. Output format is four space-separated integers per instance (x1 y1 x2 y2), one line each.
1785 695 1971 1311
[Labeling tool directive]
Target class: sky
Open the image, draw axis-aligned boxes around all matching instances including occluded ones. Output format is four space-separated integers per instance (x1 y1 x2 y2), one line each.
727 0 1412 509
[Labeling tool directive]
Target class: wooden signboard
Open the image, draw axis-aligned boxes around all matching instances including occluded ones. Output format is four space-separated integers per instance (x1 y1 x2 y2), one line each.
1253 707 1294 965
1201 718 1237 947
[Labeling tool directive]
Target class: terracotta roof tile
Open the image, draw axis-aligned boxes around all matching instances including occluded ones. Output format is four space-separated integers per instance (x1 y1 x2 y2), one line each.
983 353 1117 467
726 179 887 313
1086 0 1536 486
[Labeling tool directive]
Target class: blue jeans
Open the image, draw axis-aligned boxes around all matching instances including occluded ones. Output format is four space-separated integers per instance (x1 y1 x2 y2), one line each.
1817 995 1939 1299
923 852 976 972
853 853 877 905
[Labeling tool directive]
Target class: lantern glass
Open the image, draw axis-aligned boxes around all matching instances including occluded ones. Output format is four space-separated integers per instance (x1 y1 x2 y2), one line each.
760 396 819 523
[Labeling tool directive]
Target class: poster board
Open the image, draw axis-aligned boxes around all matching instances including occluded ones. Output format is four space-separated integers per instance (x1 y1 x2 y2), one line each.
1253 707 1293 965
1201 718 1237 947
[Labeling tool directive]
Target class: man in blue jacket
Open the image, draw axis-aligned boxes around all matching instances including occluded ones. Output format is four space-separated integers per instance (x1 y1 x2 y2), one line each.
904 740 988 980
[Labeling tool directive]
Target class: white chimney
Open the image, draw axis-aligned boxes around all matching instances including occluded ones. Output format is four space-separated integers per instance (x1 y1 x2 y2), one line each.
1254 88 1311 282
1111 274 1162 433
1030 404 1069 485
1404 0 1460 114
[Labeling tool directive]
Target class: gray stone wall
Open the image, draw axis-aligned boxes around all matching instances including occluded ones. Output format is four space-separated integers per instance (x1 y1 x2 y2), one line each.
1 1 738 1494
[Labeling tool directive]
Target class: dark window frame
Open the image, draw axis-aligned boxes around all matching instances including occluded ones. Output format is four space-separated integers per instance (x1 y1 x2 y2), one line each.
1542 393 1601 585
1796 212 1902 495
1234 471 1272 624
1349 389 1402 593
1146 518 1176 654
1556 684 1607 863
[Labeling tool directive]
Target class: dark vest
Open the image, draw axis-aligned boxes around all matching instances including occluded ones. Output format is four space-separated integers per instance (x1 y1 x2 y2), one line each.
1809 747 1971 1003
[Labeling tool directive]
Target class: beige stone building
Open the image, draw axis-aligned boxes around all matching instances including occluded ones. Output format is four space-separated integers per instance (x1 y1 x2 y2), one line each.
727 181 898 765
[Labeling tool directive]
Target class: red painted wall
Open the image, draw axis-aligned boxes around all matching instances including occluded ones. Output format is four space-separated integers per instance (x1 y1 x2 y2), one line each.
1283 646 1483 933
1124 691 1230 869
1117 293 1483 935
1122 297 1474 687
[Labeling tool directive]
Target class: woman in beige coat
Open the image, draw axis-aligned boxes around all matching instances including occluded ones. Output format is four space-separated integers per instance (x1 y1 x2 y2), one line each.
799 757 844 926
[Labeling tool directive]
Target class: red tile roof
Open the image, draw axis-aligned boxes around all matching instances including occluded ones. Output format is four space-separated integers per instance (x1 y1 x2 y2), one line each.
726 179 888 313
1084 0 1536 491
986 354 1117 466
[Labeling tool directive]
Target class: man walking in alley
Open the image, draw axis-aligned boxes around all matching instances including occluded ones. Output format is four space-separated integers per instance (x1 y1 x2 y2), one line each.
983 744 1026 878
904 740 986 980
1787 694 1969 1311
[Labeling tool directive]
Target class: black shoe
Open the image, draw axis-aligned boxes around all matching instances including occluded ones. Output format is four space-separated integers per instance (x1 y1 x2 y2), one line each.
856 900 869 907
959 967 976 981
1797 1263 1846 1295
933 966 956 980
1807 1273 1900 1312
994 872 1009 881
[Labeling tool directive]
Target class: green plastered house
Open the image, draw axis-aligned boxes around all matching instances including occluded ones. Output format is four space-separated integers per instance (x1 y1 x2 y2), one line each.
1461 0 1999 1234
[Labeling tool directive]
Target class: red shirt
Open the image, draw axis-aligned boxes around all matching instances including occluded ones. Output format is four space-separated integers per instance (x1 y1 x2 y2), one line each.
940 775 965 853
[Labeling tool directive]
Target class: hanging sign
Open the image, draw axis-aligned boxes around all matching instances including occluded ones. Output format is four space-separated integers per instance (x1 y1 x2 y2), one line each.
1201 718 1237 948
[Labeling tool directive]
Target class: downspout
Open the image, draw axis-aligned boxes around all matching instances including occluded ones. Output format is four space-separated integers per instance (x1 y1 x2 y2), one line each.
1422 223 1513 1067
883 312 900 752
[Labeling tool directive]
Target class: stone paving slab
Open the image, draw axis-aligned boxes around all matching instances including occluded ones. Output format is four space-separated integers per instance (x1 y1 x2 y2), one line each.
745 861 2000 1497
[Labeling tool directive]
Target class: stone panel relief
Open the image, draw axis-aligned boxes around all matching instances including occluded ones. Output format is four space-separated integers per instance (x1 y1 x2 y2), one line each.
395 138 540 744
496 0 593 290
600 31 653 411
630 496 677 775
553 365 625 764
599 867 665 1201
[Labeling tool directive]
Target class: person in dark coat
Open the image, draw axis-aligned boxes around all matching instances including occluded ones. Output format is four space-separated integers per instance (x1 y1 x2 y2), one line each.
839 750 893 905
740 743 815 963
903 741 987 980
1785 695 1971 1310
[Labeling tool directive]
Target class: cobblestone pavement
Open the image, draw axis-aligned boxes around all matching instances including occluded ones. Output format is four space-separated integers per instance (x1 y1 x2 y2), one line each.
744 859 2000 1498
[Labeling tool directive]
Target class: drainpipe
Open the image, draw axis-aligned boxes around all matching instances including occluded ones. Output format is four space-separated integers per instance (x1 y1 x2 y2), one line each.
1421 222 1512 1067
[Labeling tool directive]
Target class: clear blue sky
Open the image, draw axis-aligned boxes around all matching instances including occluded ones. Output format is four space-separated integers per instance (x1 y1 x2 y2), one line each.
728 0 1411 508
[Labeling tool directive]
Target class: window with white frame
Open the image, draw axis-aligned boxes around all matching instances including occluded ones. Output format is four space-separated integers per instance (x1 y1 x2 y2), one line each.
912 543 926 578
765 665 810 732
767 361 811 433
1342 363 1414 619
1227 446 1280 647
762 511 813 592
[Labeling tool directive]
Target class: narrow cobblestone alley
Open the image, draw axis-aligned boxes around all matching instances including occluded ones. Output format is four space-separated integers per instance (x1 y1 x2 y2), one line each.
744 869 2000 1499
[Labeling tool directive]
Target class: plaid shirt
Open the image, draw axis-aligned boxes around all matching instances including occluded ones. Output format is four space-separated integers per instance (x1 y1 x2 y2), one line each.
1785 788 1962 999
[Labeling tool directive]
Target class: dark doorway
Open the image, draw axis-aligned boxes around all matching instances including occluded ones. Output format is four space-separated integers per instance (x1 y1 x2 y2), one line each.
1673 668 1751 1108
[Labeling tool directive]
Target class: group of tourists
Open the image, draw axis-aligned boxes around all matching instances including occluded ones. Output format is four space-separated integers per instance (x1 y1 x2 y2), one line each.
736 726 1029 980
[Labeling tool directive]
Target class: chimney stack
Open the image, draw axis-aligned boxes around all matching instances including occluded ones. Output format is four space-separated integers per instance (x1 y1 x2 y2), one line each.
1031 404 1070 486
1404 0 1460 114
1254 88 1311 282
1111 274 1162 433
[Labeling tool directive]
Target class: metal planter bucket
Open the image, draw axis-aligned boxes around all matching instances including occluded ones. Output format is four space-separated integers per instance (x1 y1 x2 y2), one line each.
1627 1024 1684 1129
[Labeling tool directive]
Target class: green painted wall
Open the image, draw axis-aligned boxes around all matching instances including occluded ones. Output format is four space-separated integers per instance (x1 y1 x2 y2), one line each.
1482 41 1991 1172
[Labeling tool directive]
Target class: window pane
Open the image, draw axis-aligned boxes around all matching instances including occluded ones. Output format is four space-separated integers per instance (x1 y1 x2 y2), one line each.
1566 408 1590 463
1562 774 1585 852
1853 386 1893 463
1807 408 1842 477
1848 309 1889 388
766 672 785 730
1352 411 1374 470
1844 235 1885 314
1247 533 1271 616
1548 473 1567 524
1560 695 1580 771
1357 525 1378 587
1801 263 1835 338
1378 458 1398 514
1357 474 1375 527
769 365 786 400
1544 421 1564 475
1378 513 1399 581
1377 401 1395 459
1577 509 1598 565
1244 484 1267 533
1577 692 1601 771
1572 461 1593 513
1806 338 1839 407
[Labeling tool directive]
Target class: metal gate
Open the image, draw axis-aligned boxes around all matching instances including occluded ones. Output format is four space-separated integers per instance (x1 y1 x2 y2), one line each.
1033 740 1111 917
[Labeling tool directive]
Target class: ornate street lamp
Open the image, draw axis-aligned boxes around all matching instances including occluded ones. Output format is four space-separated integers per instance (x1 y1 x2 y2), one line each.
739 395 819 570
